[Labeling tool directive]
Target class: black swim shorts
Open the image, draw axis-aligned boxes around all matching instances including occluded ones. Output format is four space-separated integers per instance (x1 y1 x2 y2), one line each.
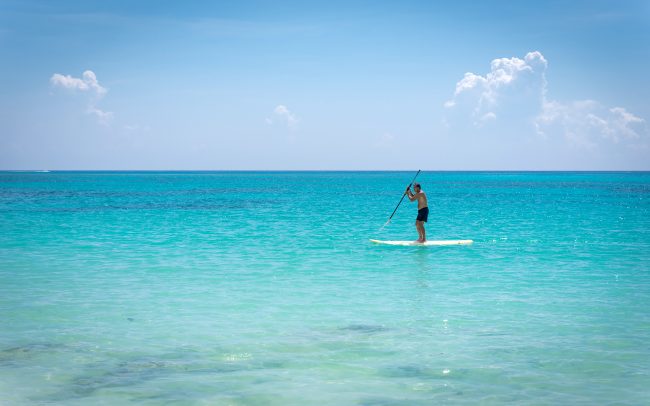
416 207 429 222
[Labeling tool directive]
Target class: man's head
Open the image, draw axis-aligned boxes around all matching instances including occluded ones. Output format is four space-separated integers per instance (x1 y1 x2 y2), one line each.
413 182 421 192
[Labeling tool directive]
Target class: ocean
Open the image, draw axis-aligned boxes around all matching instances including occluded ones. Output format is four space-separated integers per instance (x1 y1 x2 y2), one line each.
1 171 649 405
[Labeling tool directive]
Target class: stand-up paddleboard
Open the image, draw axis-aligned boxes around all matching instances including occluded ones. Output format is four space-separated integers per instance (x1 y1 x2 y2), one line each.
370 239 473 246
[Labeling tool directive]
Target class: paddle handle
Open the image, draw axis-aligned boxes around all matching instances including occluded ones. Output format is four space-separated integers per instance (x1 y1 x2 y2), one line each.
384 169 421 224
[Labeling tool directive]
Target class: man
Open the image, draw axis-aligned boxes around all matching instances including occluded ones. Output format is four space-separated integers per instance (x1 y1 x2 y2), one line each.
406 182 428 243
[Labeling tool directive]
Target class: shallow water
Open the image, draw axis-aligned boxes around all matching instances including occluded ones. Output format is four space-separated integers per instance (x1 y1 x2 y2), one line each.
1 171 649 404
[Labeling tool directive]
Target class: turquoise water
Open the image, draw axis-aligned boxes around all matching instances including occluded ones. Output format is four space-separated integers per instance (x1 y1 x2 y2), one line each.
1 171 649 405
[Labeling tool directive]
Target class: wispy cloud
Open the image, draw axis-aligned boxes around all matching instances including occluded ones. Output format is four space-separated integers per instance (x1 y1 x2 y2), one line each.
267 104 298 129
50 70 113 125
188 18 320 39
537 101 644 148
86 106 114 126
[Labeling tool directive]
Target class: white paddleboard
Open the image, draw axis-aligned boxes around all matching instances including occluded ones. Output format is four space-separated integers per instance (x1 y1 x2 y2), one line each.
370 239 473 246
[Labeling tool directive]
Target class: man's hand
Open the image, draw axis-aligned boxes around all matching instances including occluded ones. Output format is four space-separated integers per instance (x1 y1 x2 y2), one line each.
405 186 411 194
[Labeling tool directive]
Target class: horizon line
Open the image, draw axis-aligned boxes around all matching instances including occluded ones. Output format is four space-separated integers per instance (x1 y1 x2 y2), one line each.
2 169 649 173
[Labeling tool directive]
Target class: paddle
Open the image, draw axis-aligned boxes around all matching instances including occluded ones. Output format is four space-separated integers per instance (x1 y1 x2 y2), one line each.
380 169 421 230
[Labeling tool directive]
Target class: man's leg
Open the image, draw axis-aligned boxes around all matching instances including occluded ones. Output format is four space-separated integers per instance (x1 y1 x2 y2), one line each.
416 221 424 242
420 221 426 242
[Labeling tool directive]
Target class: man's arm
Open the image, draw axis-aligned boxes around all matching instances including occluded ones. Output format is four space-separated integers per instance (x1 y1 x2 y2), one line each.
405 187 418 201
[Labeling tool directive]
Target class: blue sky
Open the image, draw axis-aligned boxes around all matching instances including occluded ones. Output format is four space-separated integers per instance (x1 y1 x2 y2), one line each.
1 0 649 169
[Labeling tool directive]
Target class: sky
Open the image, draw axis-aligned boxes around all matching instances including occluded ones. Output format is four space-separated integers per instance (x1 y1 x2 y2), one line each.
1 0 649 170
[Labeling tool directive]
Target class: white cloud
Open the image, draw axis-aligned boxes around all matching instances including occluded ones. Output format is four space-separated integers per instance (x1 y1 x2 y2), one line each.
87 106 114 126
50 70 112 125
443 51 646 147
481 112 497 121
537 100 645 148
444 51 547 127
270 104 298 129
50 70 107 96
124 124 151 132
50 73 88 91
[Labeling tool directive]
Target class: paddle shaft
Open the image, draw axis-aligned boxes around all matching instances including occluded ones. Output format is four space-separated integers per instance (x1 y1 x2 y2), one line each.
385 169 421 223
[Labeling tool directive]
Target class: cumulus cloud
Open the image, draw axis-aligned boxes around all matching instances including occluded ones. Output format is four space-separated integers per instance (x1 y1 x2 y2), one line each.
50 70 107 96
267 104 298 129
50 70 112 125
443 51 646 147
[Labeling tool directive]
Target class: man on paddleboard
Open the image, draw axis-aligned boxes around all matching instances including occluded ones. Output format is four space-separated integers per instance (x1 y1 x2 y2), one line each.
406 182 428 243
